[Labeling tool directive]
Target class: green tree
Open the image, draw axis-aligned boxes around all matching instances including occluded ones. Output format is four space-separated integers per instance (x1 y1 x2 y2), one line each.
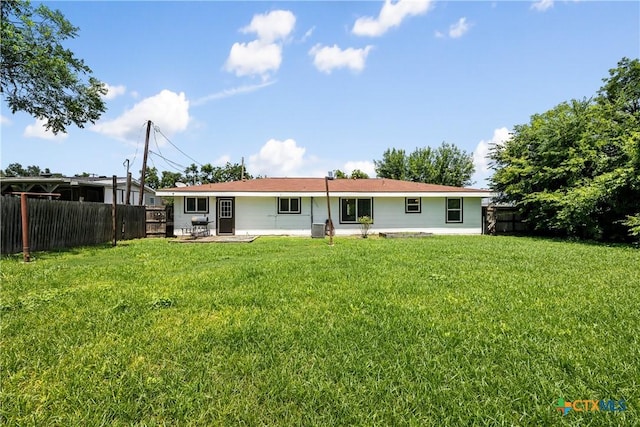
374 148 407 180
3 162 28 176
160 171 184 188
142 167 160 190
1 0 106 134
184 163 199 186
334 169 348 179
333 169 369 179
490 58 640 241
199 163 215 184
182 162 252 186
2 162 49 176
213 162 252 182
597 57 640 115
375 143 475 187
349 169 369 179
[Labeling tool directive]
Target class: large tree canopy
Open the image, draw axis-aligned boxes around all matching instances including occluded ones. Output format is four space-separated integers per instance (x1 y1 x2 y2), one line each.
490 57 640 241
178 162 252 187
1 0 106 134
374 143 475 187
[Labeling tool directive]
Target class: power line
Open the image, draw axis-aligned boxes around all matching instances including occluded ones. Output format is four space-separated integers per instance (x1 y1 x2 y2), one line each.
149 150 187 173
154 125 203 167
130 121 148 169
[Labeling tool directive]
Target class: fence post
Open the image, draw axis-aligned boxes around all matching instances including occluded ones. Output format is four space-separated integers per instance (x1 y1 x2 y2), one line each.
112 175 117 246
20 193 30 262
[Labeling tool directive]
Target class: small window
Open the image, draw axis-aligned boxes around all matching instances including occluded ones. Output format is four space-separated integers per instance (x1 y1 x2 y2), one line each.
446 198 463 223
340 198 372 223
406 197 421 213
278 197 301 214
185 197 208 213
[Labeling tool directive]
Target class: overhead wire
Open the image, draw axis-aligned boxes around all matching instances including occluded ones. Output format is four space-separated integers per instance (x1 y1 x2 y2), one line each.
154 125 203 167
149 150 187 172
130 121 148 169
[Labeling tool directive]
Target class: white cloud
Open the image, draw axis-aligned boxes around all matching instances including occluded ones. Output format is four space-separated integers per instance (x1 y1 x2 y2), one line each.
472 127 512 186
103 83 126 100
531 0 554 12
434 30 445 39
225 40 283 79
23 119 68 141
192 80 276 106
449 17 470 38
92 90 190 142
0 114 11 125
241 10 295 43
343 161 376 177
309 44 374 74
300 26 315 43
352 0 433 37
249 138 307 176
225 10 295 79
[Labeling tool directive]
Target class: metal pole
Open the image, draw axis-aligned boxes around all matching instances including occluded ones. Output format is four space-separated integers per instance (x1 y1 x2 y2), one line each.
139 120 152 205
325 176 334 246
112 175 117 246
125 172 132 205
20 193 30 262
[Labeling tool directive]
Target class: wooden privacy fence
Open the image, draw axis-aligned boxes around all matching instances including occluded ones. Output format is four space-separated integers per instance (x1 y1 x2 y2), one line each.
484 205 528 235
1 196 146 254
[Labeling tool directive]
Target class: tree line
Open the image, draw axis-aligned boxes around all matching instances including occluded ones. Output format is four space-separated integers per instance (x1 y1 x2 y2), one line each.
489 57 640 241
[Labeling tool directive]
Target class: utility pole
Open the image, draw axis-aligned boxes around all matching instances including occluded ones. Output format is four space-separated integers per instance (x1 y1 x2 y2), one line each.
123 159 131 205
241 157 245 181
139 120 152 206
112 175 118 246
325 175 334 246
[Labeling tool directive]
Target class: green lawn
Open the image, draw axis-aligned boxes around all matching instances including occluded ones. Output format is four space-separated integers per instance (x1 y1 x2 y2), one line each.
1 236 638 426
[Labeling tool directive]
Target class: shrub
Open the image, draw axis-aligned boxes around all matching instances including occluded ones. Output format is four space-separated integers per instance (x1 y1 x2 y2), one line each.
358 215 373 238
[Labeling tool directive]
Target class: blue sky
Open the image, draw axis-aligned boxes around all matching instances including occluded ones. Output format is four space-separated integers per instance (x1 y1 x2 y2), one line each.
1 1 638 188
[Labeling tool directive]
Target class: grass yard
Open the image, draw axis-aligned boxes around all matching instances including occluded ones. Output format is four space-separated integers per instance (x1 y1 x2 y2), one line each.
1 236 638 426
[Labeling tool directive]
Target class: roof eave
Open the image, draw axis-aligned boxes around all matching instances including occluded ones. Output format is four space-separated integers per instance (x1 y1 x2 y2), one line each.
155 190 492 198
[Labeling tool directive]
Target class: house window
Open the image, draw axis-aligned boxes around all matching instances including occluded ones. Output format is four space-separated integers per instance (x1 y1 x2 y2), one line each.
446 198 463 223
406 197 421 213
278 197 301 214
185 197 208 213
340 198 373 223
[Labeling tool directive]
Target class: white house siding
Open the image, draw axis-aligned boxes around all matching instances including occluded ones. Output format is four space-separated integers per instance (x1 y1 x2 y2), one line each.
232 196 482 236
103 187 157 206
235 197 313 235
172 195 483 236
173 196 215 235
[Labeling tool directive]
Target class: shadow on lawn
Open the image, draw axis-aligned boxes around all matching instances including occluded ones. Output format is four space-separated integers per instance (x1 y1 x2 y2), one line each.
1 241 140 262
495 234 639 249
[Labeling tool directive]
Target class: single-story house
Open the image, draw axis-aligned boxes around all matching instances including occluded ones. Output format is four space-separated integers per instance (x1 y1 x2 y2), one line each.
155 178 491 236
0 175 160 205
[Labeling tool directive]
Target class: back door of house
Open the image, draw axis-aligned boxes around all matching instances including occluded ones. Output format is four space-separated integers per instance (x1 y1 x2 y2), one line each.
217 198 235 235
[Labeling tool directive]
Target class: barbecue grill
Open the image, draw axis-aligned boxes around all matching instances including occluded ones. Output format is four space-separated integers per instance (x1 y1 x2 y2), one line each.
190 216 212 237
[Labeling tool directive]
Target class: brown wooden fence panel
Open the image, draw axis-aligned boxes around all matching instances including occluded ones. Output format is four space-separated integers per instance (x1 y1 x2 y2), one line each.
1 196 146 254
1 196 21 254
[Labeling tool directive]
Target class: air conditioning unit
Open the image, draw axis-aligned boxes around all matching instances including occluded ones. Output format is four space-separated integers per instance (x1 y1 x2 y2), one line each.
311 223 325 238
